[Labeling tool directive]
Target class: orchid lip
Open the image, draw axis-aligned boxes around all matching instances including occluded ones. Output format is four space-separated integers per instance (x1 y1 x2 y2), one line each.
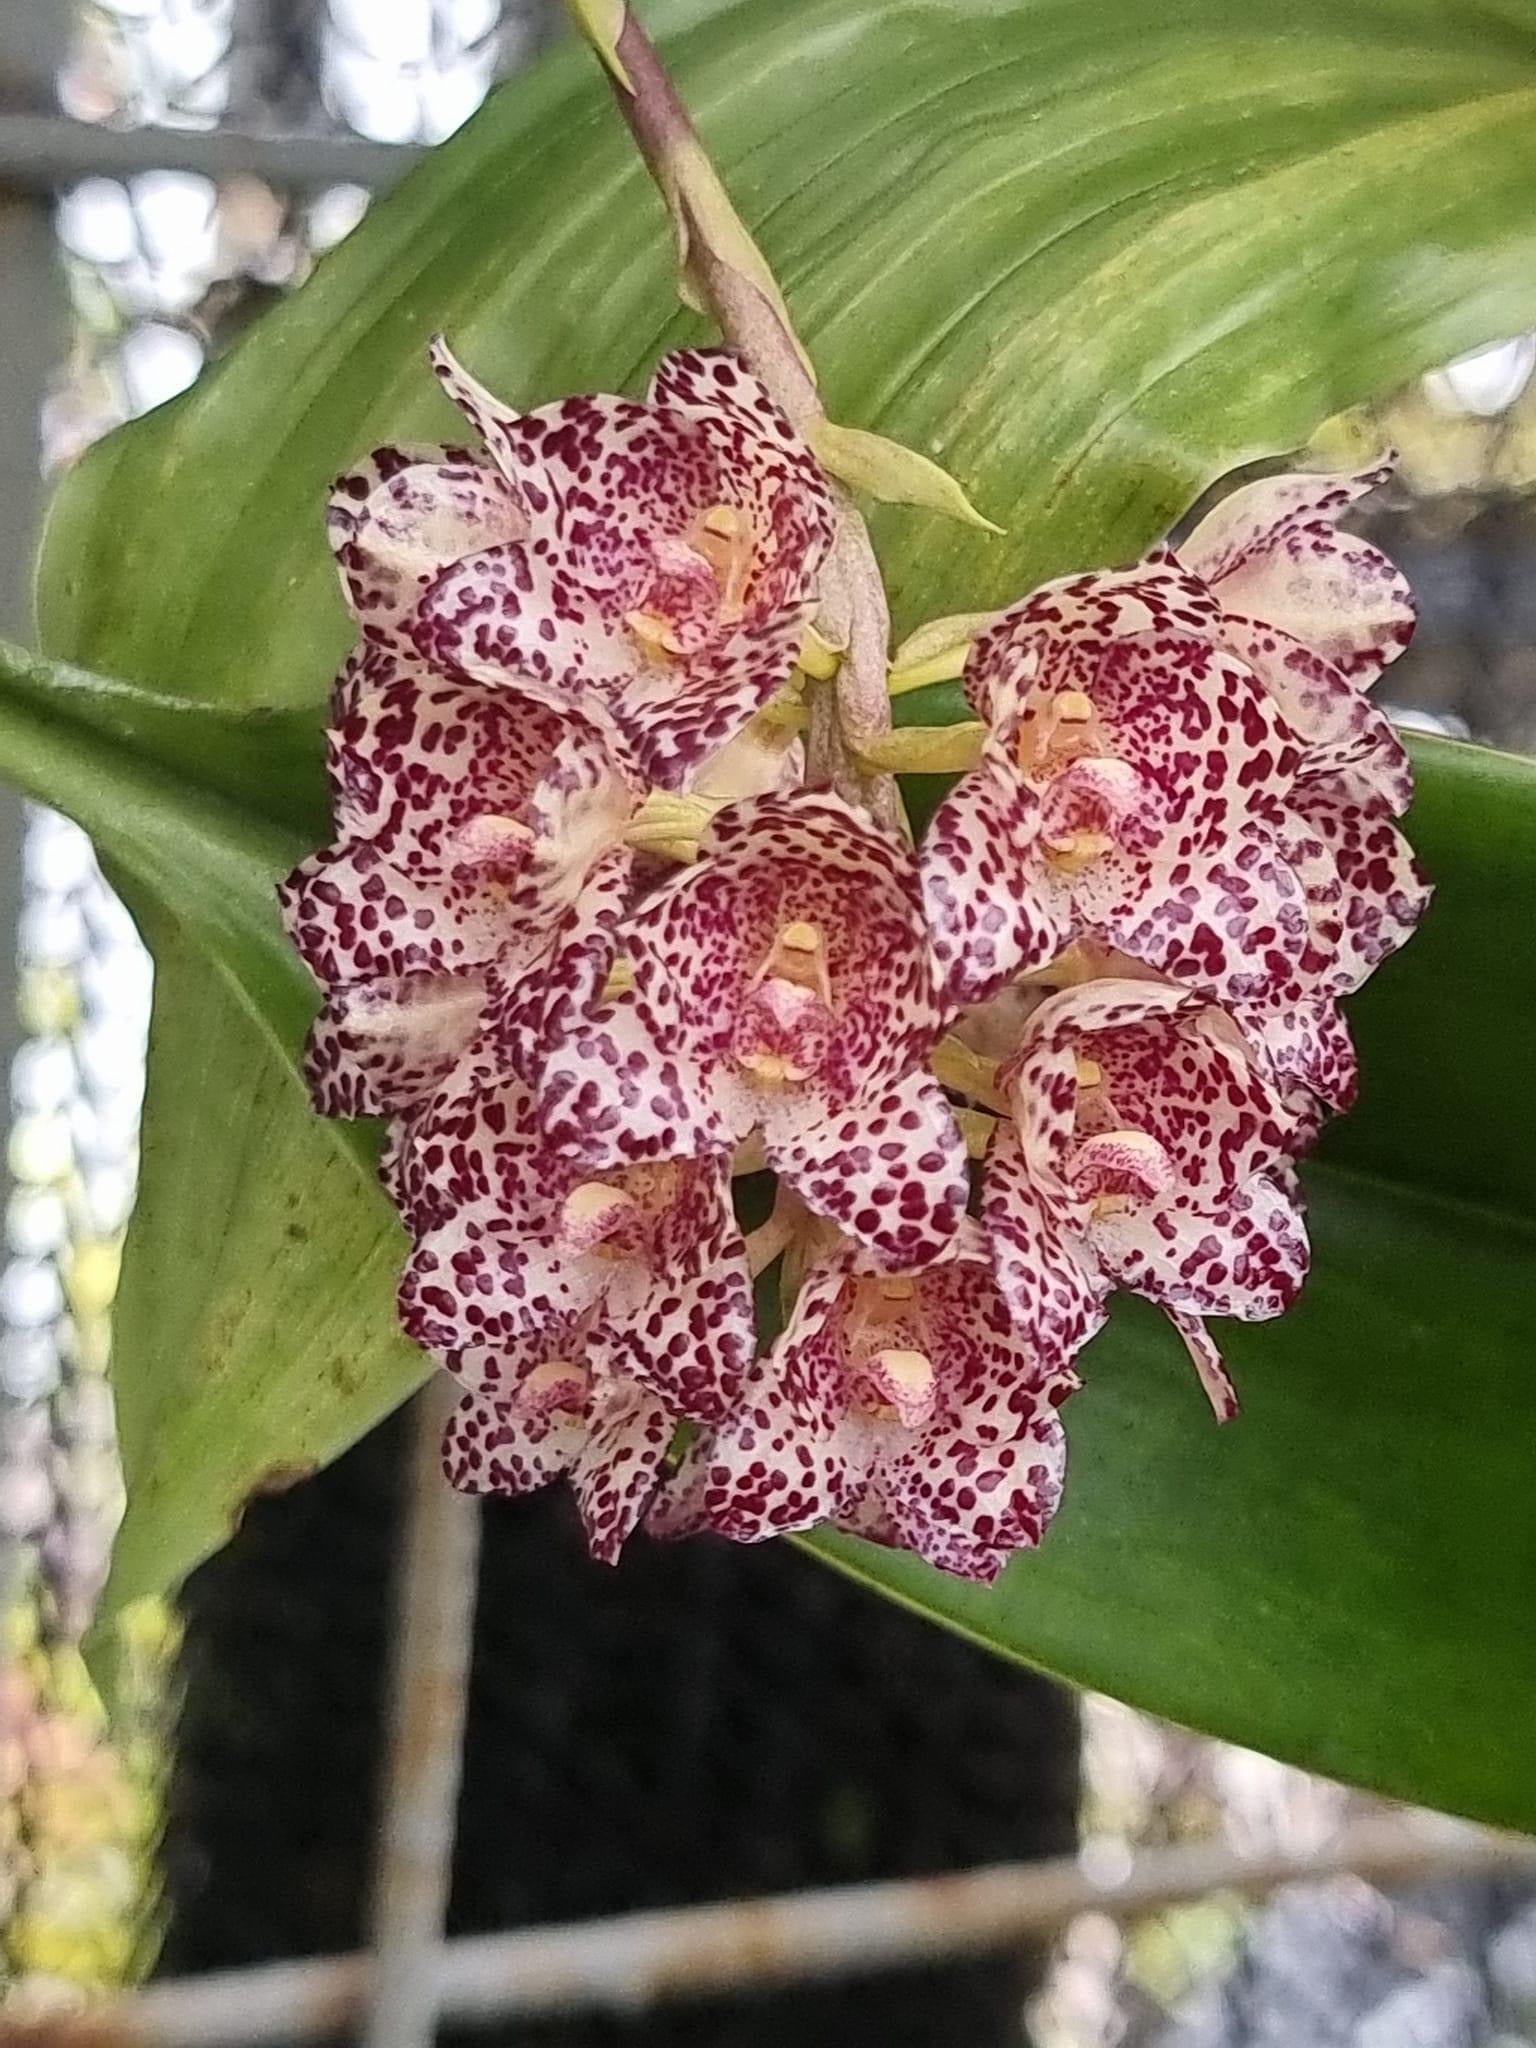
624 502 759 661
452 812 535 862
687 501 755 622
520 1359 590 1414
857 1345 939 1428
845 1277 939 1427
1043 829 1115 871
1071 1126 1176 1212
558 1180 642 1256
738 1048 813 1085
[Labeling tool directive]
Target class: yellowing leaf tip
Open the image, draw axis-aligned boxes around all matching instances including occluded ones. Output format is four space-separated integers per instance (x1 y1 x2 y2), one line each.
567 0 633 91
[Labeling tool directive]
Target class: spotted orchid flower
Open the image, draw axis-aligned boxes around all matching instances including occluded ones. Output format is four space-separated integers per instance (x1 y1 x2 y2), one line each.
532 790 970 1271
329 437 525 655
1230 996 1358 1146
653 1222 1073 1582
1230 760 1431 1118
381 342 838 792
1290 763 1431 988
278 647 637 1117
983 978 1309 1419
394 1053 752 1427
1175 462 1415 809
923 562 1312 1007
442 1337 676 1565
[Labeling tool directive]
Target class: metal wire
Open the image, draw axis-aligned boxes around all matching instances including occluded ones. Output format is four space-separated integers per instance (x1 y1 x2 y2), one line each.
1 1814 1531 2043
0 111 420 189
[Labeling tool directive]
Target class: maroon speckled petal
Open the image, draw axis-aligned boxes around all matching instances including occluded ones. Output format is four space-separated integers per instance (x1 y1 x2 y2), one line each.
443 1383 588 1497
1291 771 1432 993
1081 832 1311 1004
965 559 1224 725
412 538 812 791
305 971 487 1119
877 1412 1067 1571
531 940 736 1166
409 343 835 790
985 976 1310 1412
1018 634 1303 857
655 1229 1077 1574
1216 614 1412 808
328 444 522 645
1180 462 1414 686
325 655 597 862
922 747 1065 1006
934 569 1325 1011
428 337 527 480
1235 996 1358 1115
280 838 509 987
397 1060 750 1424
442 1357 676 1565
567 1380 678 1565
559 791 951 1173
279 662 636 1122
763 1070 968 1271
653 1261 862 1544
981 1126 1108 1374
410 538 634 708
1091 1168 1309 1321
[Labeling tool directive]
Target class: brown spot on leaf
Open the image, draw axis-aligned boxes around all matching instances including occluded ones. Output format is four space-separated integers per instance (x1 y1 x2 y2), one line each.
250 1460 319 1497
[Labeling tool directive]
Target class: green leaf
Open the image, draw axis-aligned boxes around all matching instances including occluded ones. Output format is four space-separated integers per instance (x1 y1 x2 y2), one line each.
0 645 425 1621
38 0 1536 705
15 0 1536 1816
110 907 426 1608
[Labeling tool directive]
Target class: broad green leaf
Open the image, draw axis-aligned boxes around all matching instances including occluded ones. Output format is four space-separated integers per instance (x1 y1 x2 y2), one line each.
110 908 425 1605
39 0 1536 706
0 646 426 1617
14 0 1536 1817
0 643 327 837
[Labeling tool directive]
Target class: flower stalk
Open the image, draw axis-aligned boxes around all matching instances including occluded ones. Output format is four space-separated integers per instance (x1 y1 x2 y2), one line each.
855 722 987 776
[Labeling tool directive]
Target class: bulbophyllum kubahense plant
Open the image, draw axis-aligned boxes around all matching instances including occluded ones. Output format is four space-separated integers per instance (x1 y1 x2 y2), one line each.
279 0 1430 1582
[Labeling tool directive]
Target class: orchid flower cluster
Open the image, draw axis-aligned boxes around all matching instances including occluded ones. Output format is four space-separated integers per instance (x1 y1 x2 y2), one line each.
278 9 1429 1583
